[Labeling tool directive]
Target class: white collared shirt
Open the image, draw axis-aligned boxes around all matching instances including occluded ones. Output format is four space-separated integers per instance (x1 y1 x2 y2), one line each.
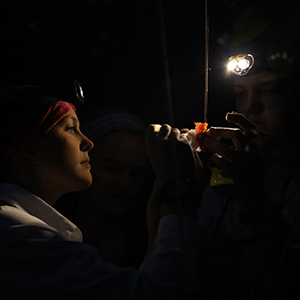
0 182 200 299
0 183 82 241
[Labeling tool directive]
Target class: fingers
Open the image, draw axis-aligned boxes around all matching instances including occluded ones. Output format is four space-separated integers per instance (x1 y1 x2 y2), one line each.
146 124 160 149
202 134 237 163
151 124 162 133
158 124 172 139
205 127 246 150
146 123 181 157
179 128 190 134
158 124 181 141
147 124 180 142
169 127 181 141
146 123 202 183
226 111 256 134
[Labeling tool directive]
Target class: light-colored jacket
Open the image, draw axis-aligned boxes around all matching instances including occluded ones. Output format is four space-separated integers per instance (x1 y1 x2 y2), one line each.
0 183 200 300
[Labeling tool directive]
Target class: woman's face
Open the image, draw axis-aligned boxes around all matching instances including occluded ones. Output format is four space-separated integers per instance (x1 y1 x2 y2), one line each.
32 109 94 196
87 131 148 217
233 71 293 137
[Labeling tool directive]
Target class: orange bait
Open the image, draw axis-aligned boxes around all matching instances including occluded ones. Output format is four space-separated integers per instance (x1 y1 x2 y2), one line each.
194 122 208 151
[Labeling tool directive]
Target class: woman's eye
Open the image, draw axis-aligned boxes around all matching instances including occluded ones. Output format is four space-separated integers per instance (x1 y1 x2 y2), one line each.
261 89 279 97
66 126 76 133
261 83 281 95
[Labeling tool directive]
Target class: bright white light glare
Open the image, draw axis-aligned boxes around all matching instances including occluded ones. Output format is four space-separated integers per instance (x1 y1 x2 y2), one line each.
227 54 254 76
227 60 236 71
238 59 250 69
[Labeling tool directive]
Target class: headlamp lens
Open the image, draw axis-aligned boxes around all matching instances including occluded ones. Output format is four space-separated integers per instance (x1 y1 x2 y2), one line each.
74 80 85 105
227 54 254 76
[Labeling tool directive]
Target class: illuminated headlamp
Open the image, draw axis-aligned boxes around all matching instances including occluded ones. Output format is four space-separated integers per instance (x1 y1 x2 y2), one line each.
227 54 254 76
74 80 85 105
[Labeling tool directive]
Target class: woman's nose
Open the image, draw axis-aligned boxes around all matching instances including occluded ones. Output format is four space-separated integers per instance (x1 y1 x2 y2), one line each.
80 134 94 152
241 93 264 115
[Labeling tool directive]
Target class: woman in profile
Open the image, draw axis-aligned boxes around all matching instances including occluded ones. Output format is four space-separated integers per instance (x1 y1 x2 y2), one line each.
0 85 200 299
55 108 152 268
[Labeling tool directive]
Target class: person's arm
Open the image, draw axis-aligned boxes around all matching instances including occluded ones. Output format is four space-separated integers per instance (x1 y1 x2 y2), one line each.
200 113 298 248
145 124 203 254
0 123 203 300
142 124 203 298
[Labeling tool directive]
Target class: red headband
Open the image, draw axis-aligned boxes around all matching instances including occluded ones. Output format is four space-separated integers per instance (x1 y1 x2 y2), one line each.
38 101 76 135
1 101 75 165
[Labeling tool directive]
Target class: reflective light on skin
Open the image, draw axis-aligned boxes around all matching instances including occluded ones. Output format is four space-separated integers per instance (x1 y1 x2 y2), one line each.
31 109 94 205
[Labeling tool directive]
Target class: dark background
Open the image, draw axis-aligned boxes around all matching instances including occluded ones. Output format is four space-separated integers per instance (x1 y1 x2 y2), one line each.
1 0 298 128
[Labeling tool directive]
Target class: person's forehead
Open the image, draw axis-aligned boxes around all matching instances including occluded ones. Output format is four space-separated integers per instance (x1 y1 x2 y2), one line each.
58 109 78 123
233 71 279 87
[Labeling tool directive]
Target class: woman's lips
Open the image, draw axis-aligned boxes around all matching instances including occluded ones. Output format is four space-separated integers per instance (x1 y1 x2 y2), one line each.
81 159 91 168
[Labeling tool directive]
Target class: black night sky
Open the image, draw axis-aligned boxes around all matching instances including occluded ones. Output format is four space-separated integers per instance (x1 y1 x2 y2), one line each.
1 0 299 128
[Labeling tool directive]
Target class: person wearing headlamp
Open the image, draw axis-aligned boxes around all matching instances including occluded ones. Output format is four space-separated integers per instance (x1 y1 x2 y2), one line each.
0 84 202 299
198 2 300 299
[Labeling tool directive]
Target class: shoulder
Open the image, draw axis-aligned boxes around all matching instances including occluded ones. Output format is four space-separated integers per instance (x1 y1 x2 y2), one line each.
0 200 61 241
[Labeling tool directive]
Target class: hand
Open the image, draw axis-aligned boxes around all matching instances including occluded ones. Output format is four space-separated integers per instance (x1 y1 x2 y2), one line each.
202 125 246 177
146 124 203 186
202 111 267 179
226 111 273 152
203 113 292 240
225 111 256 135
201 123 265 211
